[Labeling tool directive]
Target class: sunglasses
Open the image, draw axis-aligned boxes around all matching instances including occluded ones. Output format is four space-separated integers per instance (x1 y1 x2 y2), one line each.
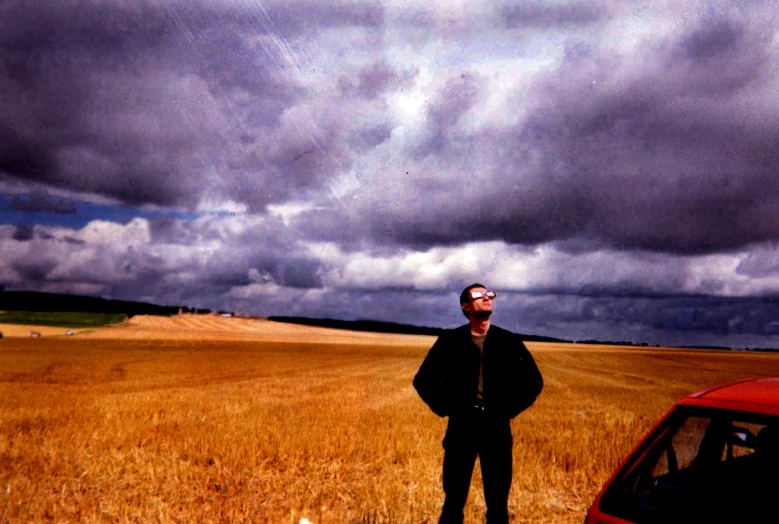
469 290 497 300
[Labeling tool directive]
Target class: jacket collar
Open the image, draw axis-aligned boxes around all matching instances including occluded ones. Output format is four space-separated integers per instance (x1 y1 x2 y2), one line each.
456 323 495 340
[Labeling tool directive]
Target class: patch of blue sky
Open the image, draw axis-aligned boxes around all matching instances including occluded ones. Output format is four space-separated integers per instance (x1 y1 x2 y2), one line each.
0 194 200 229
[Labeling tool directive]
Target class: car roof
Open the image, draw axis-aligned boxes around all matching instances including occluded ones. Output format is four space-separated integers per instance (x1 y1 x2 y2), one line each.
678 377 779 414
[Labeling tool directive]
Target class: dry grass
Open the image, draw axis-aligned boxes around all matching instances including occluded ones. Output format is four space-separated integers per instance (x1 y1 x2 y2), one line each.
2 320 779 523
0 324 85 337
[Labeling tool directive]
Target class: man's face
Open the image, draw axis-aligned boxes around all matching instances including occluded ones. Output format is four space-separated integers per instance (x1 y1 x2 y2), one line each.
462 286 494 320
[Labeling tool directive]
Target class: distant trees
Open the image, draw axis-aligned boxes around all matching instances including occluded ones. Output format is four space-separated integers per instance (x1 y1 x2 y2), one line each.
0 291 180 317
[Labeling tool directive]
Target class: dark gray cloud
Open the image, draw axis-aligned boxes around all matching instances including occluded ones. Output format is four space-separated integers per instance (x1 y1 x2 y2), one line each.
681 17 743 61
11 256 58 281
502 291 779 349
338 61 418 100
501 1 607 28
11 225 33 241
278 258 323 288
348 124 393 150
414 74 484 158
5 0 779 255
353 5 779 255
736 247 779 279
0 0 387 211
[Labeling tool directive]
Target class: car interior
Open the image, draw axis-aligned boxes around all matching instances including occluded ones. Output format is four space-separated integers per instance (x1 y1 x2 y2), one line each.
599 407 779 522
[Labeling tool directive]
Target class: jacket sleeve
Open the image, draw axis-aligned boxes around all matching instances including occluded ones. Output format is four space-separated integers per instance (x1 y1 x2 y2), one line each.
413 335 450 417
506 336 544 419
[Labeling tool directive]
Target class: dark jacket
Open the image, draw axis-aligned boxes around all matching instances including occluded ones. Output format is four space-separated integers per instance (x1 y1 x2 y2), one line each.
413 324 543 419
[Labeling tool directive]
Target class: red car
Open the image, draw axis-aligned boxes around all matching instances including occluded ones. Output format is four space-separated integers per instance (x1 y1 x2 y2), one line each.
585 377 779 523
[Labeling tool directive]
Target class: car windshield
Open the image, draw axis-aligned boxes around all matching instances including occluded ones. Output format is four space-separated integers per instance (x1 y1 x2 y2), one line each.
600 406 779 523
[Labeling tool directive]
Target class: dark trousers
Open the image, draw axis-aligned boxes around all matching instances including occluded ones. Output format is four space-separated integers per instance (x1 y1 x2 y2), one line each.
439 407 513 524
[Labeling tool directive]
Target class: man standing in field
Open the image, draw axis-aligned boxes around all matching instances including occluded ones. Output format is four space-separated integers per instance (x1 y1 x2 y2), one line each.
414 284 543 524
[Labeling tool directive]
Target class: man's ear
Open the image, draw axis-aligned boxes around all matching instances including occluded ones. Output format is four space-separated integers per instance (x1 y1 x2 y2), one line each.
461 303 470 316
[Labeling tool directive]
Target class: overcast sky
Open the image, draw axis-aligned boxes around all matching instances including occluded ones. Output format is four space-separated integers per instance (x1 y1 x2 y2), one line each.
3 0 779 348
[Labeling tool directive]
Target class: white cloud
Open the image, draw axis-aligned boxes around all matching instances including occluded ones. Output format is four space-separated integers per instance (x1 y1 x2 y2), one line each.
304 239 779 299
77 218 151 247
196 198 248 215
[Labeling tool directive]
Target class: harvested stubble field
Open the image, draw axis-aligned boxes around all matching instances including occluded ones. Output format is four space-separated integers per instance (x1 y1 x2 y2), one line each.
2 316 779 523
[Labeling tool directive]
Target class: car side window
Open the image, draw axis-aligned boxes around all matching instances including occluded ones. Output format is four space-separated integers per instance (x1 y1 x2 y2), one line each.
649 415 709 478
600 408 778 523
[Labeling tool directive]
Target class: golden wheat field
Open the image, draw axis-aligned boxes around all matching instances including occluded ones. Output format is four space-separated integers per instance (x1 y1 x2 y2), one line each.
3 316 779 523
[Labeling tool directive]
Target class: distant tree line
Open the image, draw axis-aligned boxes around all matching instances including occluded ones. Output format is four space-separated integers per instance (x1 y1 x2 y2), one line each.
268 316 568 342
269 316 445 336
0 291 183 317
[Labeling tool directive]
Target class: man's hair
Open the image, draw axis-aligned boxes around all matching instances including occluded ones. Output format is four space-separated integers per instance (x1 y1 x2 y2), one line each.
459 283 486 319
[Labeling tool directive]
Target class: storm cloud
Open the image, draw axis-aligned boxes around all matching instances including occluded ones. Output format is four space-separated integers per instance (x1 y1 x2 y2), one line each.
2 0 779 348
344 5 779 254
0 0 386 210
